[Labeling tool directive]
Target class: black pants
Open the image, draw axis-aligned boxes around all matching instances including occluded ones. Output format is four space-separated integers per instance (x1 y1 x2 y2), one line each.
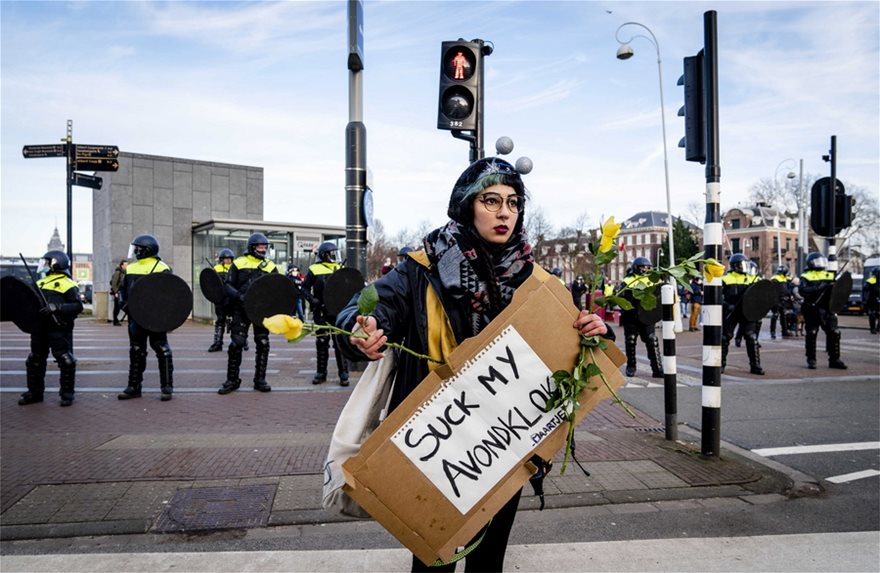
411 488 522 573
112 293 123 322
28 327 75 395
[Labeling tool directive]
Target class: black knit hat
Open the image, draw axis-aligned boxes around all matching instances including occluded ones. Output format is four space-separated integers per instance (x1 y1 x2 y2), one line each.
447 157 527 231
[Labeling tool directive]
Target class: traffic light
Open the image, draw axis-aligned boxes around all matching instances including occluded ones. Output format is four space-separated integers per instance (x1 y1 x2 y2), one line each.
677 51 706 164
437 41 480 131
810 177 852 236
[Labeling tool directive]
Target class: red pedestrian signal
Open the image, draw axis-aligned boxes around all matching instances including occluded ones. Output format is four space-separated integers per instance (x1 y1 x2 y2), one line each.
438 41 480 131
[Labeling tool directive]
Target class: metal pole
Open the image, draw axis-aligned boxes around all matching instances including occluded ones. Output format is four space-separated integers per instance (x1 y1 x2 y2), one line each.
827 136 838 272
700 10 722 458
345 0 367 277
797 159 805 274
65 120 73 261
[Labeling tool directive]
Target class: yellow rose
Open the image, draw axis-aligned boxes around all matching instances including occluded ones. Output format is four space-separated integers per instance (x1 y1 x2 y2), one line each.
598 216 622 253
263 314 304 341
704 259 725 281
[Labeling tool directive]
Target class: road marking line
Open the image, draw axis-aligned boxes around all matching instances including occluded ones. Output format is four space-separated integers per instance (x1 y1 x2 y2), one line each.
825 469 880 484
752 442 880 456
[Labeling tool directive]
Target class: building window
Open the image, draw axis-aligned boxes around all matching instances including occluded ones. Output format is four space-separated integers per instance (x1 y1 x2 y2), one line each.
786 238 791 252
773 236 779 252
731 238 740 253
751 237 760 251
731 219 741 229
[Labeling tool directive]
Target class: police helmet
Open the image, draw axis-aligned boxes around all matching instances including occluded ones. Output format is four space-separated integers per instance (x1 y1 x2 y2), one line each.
806 252 827 270
247 233 270 259
398 246 414 258
318 241 339 262
40 250 71 275
130 234 159 260
551 267 563 277
776 265 789 276
631 257 652 274
747 261 759 276
218 248 234 261
729 253 749 273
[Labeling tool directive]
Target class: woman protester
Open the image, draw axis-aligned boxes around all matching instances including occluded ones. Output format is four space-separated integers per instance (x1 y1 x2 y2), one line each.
336 157 612 572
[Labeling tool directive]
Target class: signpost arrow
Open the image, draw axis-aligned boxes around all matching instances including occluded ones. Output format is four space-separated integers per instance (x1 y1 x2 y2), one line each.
74 144 119 158
22 144 68 158
72 172 103 190
74 157 120 172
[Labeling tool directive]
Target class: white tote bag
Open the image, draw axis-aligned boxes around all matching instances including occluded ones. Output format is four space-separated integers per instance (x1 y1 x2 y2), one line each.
322 351 397 518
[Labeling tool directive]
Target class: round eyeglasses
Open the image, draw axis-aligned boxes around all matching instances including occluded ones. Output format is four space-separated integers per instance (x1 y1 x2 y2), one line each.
477 192 524 213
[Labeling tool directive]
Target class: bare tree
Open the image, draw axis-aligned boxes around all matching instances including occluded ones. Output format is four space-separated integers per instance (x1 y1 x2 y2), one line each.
555 212 594 280
525 206 554 267
365 219 397 281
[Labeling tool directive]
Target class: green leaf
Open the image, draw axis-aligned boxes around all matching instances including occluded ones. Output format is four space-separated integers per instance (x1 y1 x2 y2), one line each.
584 362 602 378
604 295 632 311
640 292 658 311
357 284 379 316
552 370 571 382
580 335 602 348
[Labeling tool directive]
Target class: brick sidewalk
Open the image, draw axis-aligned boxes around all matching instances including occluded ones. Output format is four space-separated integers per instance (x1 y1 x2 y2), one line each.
0 319 799 540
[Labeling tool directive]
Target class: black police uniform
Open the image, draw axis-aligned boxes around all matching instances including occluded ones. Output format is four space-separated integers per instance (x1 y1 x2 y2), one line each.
118 254 175 400
721 269 764 374
800 262 847 369
19 268 83 407
303 260 349 385
769 271 793 339
208 256 233 352
617 271 663 378
865 271 879 335
218 252 277 394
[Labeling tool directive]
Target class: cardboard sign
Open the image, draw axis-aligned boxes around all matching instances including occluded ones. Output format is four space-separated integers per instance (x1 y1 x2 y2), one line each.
342 270 626 565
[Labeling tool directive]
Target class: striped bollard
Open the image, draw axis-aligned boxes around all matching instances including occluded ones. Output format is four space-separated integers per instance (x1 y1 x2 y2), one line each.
661 284 678 441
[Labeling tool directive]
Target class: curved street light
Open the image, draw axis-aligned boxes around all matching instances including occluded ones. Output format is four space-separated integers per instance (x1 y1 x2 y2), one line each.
615 21 679 331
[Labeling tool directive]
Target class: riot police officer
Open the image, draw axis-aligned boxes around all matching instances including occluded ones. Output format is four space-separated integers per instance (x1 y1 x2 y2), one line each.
769 265 793 339
571 275 588 311
118 234 175 401
18 250 83 407
721 253 764 375
865 268 879 335
397 245 414 265
617 257 663 378
219 233 277 394
208 248 234 352
303 242 349 386
800 253 847 369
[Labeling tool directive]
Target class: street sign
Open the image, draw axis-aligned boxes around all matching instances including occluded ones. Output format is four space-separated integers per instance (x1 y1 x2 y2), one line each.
74 157 119 172
22 144 67 158
73 172 103 190
74 144 119 158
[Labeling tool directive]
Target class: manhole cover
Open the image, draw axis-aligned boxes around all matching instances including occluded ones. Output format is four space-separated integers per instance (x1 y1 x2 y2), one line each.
154 484 276 533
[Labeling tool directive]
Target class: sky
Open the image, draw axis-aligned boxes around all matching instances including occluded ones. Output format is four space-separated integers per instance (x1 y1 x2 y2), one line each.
1 0 878 257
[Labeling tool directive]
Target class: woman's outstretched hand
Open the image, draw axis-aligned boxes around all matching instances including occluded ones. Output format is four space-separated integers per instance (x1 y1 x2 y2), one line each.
350 315 387 360
573 309 608 337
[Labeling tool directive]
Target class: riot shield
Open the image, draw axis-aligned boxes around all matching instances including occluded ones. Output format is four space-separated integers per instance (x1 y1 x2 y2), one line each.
740 280 779 322
0 275 42 334
324 267 366 317
827 272 853 314
636 284 663 326
127 273 193 332
243 273 297 325
199 267 227 304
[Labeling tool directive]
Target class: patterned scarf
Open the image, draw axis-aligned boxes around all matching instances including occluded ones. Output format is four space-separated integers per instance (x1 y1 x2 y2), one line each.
424 221 534 336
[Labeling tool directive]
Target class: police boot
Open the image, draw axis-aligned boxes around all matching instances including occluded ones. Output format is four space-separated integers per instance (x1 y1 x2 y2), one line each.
721 336 730 373
219 345 243 394
805 330 818 369
745 336 765 375
208 320 225 352
253 342 271 392
119 347 146 399
335 345 349 387
827 331 847 369
869 314 878 334
624 333 638 377
20 355 46 405
58 353 77 407
313 335 329 384
769 314 778 339
157 348 174 401
646 336 664 378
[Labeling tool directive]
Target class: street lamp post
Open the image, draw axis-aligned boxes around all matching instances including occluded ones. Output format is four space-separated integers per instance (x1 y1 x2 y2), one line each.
615 21 680 332
774 159 797 270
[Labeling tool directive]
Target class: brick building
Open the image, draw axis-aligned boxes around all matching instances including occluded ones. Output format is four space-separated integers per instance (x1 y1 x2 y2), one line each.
722 202 801 276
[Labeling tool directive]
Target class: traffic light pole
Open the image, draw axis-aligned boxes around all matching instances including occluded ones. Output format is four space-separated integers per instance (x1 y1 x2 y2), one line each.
65 120 73 262
345 0 367 277
826 135 838 272
447 38 491 163
700 10 722 458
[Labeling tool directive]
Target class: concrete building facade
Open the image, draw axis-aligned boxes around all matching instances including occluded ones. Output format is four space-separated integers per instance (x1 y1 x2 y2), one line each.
92 151 264 320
